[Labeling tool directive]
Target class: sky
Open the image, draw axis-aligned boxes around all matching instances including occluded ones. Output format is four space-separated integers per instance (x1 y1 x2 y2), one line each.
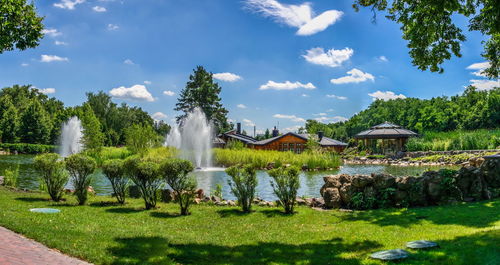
0 0 498 135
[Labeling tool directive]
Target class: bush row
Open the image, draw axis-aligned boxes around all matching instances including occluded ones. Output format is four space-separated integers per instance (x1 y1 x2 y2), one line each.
0 143 56 154
405 129 500 151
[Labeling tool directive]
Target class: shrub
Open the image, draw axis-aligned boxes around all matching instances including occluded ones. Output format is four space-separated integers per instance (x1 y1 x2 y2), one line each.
226 165 257 213
268 166 300 214
125 157 162 210
33 153 69 202
225 140 246 150
2 165 19 187
65 154 97 205
160 158 196 215
102 159 128 204
125 124 162 154
212 183 223 199
0 143 55 154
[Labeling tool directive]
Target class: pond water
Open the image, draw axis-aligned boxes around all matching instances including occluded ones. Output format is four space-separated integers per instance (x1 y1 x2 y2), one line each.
1 155 458 201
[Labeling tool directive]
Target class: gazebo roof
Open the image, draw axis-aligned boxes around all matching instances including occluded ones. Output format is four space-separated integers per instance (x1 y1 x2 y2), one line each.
354 122 418 139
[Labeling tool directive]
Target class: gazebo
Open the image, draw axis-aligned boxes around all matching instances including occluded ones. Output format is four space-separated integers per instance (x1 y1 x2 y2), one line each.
354 122 418 154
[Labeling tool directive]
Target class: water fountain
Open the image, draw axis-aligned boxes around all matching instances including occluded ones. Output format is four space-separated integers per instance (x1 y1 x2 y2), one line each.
165 108 213 168
58 116 84 157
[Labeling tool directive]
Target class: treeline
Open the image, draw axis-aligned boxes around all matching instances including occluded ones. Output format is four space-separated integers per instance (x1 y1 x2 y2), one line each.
0 85 170 147
306 87 500 141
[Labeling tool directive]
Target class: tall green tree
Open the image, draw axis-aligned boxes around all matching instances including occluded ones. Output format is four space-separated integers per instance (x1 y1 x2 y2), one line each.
19 99 51 144
354 0 499 78
0 98 20 143
80 104 105 151
0 0 44 54
175 66 230 133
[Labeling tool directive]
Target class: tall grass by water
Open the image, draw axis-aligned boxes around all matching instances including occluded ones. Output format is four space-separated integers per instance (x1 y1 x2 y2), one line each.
214 148 341 170
405 129 500 151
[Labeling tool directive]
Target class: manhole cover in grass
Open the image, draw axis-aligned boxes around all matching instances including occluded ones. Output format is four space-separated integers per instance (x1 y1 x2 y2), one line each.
370 249 409 260
30 208 61 214
406 240 438 249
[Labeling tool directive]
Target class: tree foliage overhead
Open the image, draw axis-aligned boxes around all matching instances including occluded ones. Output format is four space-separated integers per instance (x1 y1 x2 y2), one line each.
175 66 230 133
307 87 500 141
354 0 500 78
0 0 44 53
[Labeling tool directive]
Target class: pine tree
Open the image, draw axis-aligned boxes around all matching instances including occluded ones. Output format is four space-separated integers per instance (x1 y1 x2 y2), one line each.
175 66 230 133
19 99 51 144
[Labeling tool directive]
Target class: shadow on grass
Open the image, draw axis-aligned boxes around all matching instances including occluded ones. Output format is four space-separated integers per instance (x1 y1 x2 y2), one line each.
150 211 182 219
107 236 382 265
15 197 49 202
216 208 252 218
339 199 500 228
259 209 293 218
90 201 123 207
106 207 143 214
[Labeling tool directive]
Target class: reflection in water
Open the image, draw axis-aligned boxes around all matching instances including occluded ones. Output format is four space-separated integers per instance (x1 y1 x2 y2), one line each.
2 155 458 201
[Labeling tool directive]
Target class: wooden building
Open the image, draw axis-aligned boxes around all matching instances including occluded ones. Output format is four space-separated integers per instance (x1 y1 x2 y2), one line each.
353 122 418 154
251 130 347 153
217 122 257 147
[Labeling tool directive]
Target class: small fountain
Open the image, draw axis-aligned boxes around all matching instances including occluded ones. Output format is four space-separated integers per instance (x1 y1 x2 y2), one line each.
165 108 213 168
58 116 84 157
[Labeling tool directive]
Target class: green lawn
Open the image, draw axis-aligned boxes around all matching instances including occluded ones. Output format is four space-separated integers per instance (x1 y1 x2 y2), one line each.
0 187 498 265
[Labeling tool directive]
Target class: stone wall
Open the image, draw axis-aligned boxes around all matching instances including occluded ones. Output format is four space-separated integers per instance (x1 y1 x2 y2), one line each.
406 150 500 158
321 155 500 209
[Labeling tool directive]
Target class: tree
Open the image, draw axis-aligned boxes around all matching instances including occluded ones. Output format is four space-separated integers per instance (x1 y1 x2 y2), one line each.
0 98 19 143
264 128 271 139
268 166 300 214
0 0 44 54
65 154 97 205
160 158 196 215
125 123 162 154
80 104 105 151
125 157 162 210
175 66 230 133
33 153 69 202
226 165 257 213
19 99 51 144
354 0 499 78
102 159 128 204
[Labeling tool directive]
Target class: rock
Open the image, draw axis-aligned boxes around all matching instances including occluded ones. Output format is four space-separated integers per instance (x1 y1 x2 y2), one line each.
323 175 343 188
396 176 415 191
370 249 409 261
311 197 325 208
351 175 373 188
64 189 74 194
87 186 95 194
266 201 275 207
295 197 307 206
372 174 396 189
193 198 202 204
161 189 176 203
406 240 438 249
0 175 3 185
203 196 211 202
215 201 228 206
304 198 314 207
339 183 354 204
469 157 485 167
323 188 341 209
196 189 204 199
211 195 222 203
227 200 236 206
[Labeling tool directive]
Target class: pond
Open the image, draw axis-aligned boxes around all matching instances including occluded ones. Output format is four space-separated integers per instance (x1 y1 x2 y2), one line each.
1 155 458 201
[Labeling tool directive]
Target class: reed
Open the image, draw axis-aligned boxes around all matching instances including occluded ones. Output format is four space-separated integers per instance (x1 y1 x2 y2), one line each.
214 148 341 170
406 129 500 151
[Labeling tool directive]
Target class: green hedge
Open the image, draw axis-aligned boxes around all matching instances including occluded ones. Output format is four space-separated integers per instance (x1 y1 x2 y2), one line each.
0 143 56 154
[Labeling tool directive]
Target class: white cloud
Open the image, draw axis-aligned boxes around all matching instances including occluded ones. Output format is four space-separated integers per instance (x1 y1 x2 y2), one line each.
237 104 247 109
303 47 353 67
37 88 56 94
243 119 255 126
259 80 315 90
93 6 107 12
378 56 388 62
281 125 302 133
469 79 500 91
313 113 327 116
301 93 309 97
42 28 62 37
54 0 85 10
109 85 155 102
163 90 175 96
314 116 347 123
326 94 347 100
330 68 375 84
123 59 134 65
55 41 68 46
21 63 29 67
213 72 242 82
466 62 491 77
107 24 119 30
40 55 68 63
326 108 334 112
144 81 152 85
151 112 167 120
245 0 343 36
368 90 407 101
273 114 305 123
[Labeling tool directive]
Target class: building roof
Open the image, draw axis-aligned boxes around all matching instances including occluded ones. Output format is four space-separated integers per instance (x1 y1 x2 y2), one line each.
212 137 226 144
220 129 257 144
252 132 347 147
354 122 418 139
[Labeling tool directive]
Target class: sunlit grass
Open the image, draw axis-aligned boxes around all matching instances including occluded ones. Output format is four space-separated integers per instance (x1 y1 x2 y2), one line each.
406 129 500 151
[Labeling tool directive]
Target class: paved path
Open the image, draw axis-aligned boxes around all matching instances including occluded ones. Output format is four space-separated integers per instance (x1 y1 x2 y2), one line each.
0 226 92 265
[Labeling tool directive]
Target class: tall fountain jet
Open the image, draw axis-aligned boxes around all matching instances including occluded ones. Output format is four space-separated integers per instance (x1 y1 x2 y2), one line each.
165 108 213 168
59 116 84 157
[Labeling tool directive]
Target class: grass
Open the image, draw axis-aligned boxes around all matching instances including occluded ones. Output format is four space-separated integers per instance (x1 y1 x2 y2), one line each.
406 129 500 151
214 148 342 170
0 187 498 265
86 147 178 166
410 151 498 164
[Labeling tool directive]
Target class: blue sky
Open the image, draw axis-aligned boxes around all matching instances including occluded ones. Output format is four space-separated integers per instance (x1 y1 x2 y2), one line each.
0 0 498 135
